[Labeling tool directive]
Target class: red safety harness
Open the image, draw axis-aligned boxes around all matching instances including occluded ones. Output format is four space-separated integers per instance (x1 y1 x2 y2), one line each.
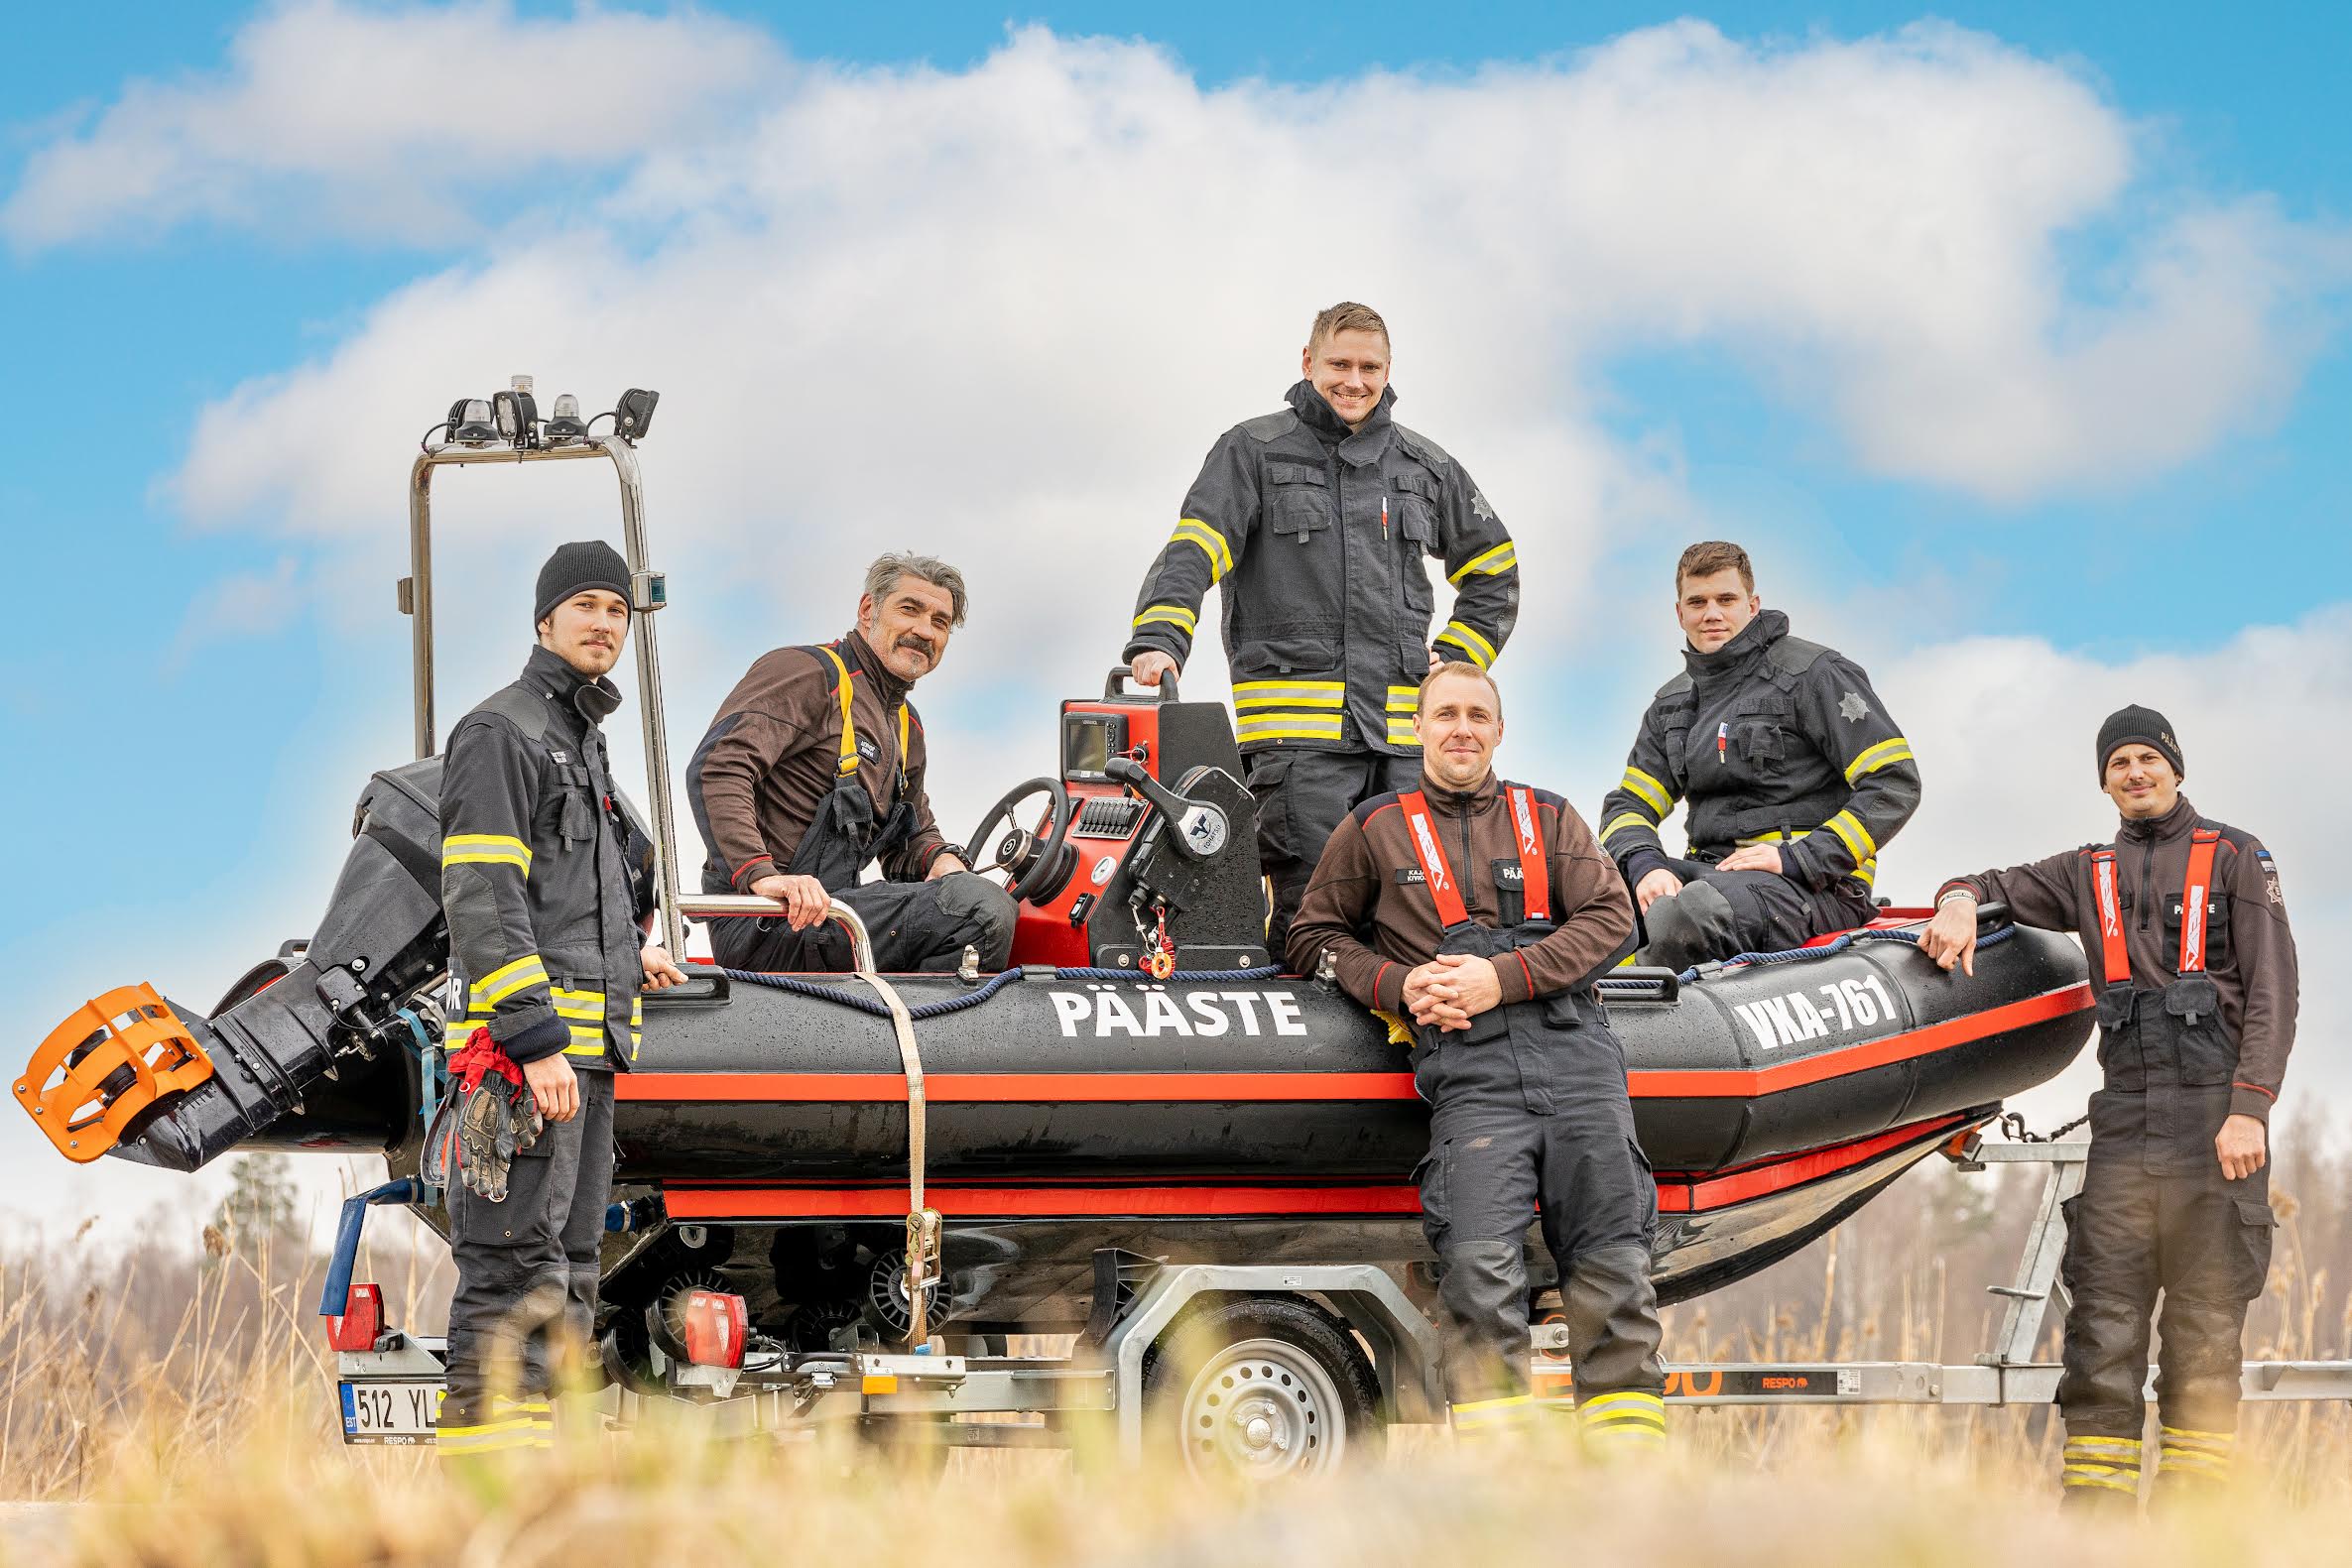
2087 827 2221 985
1397 784 1551 929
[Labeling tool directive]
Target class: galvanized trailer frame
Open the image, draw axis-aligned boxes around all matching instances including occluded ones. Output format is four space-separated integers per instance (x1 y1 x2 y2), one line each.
334 1139 2351 1464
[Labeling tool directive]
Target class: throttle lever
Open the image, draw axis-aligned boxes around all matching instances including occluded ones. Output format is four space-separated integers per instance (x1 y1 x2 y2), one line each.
1104 758 1228 862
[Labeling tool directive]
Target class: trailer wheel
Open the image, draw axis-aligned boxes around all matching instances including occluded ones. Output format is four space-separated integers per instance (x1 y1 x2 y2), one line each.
1143 1297 1382 1481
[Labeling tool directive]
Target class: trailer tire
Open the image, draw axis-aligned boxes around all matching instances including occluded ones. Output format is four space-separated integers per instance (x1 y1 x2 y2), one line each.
1142 1296 1382 1480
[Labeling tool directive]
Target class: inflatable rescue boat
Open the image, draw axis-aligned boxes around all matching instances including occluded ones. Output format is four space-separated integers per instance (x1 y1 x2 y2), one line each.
13 393 2093 1354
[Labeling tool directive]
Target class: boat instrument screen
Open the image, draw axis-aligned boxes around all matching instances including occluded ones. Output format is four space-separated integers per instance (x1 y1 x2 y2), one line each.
1063 714 1128 782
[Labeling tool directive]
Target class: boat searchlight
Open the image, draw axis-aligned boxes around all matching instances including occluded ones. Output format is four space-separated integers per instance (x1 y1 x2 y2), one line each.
423 377 660 455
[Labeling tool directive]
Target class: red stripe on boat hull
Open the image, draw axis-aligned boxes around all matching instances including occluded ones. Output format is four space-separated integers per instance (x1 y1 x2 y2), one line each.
617 986 2089 1106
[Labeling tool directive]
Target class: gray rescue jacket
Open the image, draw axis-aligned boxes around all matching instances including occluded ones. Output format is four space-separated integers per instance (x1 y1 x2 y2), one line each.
1124 381 1518 756
438 644 656 1068
1598 612 1920 900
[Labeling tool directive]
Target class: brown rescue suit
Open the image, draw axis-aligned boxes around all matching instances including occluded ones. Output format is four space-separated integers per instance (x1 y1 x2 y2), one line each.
1300 780 1667 1449
1944 798 2297 1505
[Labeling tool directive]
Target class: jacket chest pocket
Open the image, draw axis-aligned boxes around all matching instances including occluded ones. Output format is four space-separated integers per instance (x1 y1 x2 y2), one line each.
545 763 598 846
1391 470 1439 610
1728 694 1794 780
2162 895 2232 973
1264 460 1335 543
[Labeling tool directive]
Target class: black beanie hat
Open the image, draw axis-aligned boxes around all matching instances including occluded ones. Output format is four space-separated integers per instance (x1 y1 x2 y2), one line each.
2096 704 2184 784
534 541 631 628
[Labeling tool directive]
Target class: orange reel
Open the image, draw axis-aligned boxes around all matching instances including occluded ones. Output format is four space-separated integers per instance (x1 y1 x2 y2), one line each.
14 984 214 1163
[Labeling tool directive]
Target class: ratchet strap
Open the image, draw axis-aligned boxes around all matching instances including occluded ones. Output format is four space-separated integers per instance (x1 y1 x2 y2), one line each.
841 910 940 1348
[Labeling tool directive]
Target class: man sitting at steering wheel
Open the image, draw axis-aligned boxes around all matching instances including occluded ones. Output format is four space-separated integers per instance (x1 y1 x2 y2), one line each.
686 552 1016 973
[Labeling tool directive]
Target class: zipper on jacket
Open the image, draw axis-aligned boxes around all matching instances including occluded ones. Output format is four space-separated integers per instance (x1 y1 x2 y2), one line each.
1333 451 1350 746
1451 792 1478 920
2139 837 2155 934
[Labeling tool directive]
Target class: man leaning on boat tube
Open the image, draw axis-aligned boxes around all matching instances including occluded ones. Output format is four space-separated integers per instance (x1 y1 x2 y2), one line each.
434 542 688 1463
1121 301 1520 955
1597 541 1920 970
685 552 1016 973
1289 663 1668 1452
1921 708 2299 1510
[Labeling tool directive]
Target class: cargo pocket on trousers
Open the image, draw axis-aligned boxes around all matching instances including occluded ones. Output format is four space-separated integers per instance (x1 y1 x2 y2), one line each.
1413 1144 1451 1254
1243 752 1295 862
2233 1197 2276 1301
450 1137 557 1251
2057 1193 2084 1295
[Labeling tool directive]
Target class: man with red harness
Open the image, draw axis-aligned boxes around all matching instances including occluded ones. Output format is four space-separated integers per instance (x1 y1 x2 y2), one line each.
1288 663 1665 1452
1922 705 2297 1508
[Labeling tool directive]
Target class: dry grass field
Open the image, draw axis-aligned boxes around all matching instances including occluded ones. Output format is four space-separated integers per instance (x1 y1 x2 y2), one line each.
3 1112 2346 1566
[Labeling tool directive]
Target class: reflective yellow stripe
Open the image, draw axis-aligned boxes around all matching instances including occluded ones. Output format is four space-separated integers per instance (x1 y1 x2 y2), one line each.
1843 736 1915 784
1132 603 1197 635
817 645 858 778
1170 519 1233 580
2065 1436 2145 1456
442 834 534 874
899 703 909 768
2061 1468 2140 1494
1232 679 1344 708
470 955 549 1007
2157 1451 2230 1475
1446 541 1518 585
1385 719 1422 746
1236 713 1346 741
1619 768 1672 817
1385 685 1420 711
2158 1426 2233 1446
1599 811 1655 847
1578 1390 1667 1423
1825 809 1877 864
1434 622 1496 668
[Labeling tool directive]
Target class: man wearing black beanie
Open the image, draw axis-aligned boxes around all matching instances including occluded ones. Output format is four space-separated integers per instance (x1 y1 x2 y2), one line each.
1921 706 2297 1509
434 540 686 1464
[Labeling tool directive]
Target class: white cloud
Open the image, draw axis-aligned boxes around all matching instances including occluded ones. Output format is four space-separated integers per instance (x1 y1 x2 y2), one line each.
165 553 305 672
2 0 783 250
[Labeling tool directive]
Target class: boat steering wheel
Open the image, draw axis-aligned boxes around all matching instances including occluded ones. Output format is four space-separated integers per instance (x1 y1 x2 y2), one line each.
962 777 1077 905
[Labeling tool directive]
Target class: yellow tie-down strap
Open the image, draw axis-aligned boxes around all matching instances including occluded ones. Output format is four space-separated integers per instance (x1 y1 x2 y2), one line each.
16 983 214 1163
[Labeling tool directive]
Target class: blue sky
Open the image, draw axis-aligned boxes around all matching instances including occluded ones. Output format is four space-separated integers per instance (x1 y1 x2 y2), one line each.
4 3 2349 1228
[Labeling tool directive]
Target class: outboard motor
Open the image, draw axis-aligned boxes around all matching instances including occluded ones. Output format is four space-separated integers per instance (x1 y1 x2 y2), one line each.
17 762 451 1171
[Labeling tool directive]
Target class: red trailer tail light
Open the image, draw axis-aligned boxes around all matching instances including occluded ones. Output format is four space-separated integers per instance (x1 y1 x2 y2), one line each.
328 1283 383 1353
681 1288 747 1368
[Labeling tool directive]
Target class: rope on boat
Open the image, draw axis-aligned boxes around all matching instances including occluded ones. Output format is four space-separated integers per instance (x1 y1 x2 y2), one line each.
1594 923 2019 992
719 965 1025 1019
1052 963 1286 983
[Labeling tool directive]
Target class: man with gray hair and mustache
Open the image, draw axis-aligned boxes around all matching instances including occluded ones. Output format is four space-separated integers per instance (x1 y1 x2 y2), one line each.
687 552 1016 972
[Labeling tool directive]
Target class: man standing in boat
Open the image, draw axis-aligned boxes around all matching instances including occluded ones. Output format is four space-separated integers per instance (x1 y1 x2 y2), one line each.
1921 708 2297 1508
1122 301 1520 955
435 542 688 1462
1289 663 1666 1451
686 552 1017 972
1597 541 1920 969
